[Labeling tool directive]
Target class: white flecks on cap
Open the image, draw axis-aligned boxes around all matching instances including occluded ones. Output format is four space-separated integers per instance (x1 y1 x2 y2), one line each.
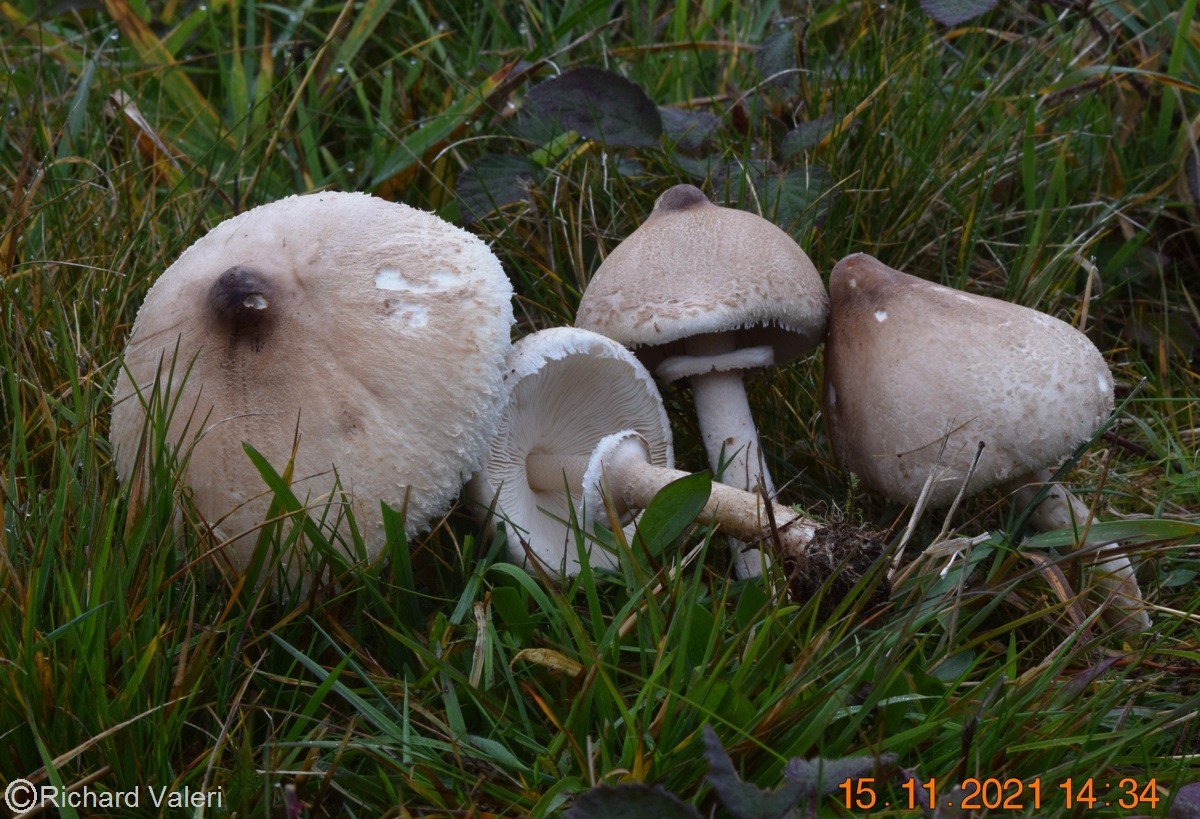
823 252 1114 509
111 191 515 582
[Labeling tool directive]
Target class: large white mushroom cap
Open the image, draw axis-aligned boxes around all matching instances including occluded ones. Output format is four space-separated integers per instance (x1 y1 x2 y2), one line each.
823 253 1114 507
471 327 673 576
111 191 514 578
575 184 828 376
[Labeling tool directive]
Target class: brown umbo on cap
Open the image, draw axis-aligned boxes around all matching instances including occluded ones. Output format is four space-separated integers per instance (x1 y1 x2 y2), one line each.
576 184 828 377
111 191 514 581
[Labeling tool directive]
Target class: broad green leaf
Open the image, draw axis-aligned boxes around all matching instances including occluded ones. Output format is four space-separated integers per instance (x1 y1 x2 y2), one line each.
491 584 542 643
782 115 838 157
762 166 835 236
633 471 711 559
1022 519 1200 551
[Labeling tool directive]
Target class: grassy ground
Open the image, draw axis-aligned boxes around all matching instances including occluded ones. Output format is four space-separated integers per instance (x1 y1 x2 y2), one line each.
2 0 1198 816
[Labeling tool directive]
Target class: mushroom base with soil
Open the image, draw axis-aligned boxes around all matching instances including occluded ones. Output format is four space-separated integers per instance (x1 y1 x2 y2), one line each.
531 430 884 604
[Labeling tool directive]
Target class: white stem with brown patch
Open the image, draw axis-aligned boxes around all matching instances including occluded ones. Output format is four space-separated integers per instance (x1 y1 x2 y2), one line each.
526 433 816 559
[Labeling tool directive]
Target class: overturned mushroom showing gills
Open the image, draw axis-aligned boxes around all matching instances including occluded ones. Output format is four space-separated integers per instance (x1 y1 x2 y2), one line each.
473 327 854 582
471 327 674 575
110 191 514 584
575 184 828 578
822 252 1150 632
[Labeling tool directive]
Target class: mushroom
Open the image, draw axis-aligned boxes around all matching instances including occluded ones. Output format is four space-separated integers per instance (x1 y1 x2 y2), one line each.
473 327 852 581
471 326 674 575
110 191 514 584
575 184 829 577
822 253 1150 632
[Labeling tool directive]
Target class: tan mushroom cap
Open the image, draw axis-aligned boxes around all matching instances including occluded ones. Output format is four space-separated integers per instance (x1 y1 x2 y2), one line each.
111 191 514 578
575 184 828 375
823 253 1114 508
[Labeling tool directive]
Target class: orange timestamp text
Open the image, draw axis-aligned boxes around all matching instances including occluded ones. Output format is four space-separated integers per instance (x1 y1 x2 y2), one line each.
839 775 1159 812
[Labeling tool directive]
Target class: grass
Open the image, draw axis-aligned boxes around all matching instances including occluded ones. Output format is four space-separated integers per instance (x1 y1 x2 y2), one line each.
1 0 1198 816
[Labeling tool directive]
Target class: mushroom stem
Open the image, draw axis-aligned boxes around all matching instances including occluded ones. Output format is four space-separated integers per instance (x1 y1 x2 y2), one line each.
683 333 775 577
1011 468 1151 633
685 334 775 495
588 432 816 556
526 450 589 494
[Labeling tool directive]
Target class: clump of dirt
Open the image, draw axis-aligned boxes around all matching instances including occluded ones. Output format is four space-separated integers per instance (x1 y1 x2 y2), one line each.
778 522 890 617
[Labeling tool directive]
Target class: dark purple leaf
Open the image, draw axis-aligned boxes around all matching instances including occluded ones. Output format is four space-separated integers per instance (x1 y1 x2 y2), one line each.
565 784 702 819
703 725 805 819
1062 655 1119 699
1168 782 1200 819
920 0 1000 26
756 27 799 92
519 67 662 148
456 154 543 223
659 106 719 153
782 751 897 797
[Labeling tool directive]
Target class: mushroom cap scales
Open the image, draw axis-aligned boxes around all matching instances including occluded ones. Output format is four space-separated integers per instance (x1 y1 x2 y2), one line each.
823 253 1114 508
575 184 828 376
111 191 514 576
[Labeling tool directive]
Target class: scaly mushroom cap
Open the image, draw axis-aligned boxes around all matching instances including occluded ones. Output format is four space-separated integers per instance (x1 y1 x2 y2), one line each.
471 327 673 576
575 184 828 376
823 253 1114 508
111 191 514 577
